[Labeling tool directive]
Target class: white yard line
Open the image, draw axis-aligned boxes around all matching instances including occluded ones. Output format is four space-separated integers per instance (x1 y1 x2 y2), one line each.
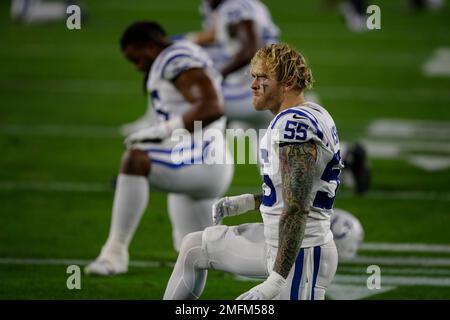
368 119 450 140
338 266 450 276
1 180 449 202
2 257 450 287
348 190 450 201
0 124 120 139
334 274 450 287
0 257 173 268
340 256 450 267
0 79 136 95
423 47 450 77
363 140 450 155
0 181 111 193
361 243 450 253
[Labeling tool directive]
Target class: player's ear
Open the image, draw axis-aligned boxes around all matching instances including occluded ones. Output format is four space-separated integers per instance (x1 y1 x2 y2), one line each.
283 77 296 92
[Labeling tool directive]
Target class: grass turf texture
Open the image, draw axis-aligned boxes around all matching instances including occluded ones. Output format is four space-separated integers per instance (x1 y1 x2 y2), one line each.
0 0 449 299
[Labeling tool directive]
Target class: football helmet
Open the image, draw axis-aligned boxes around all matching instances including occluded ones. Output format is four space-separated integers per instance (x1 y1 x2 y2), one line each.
331 208 364 259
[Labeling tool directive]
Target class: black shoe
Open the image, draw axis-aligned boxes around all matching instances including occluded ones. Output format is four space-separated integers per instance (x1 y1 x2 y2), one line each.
345 143 371 195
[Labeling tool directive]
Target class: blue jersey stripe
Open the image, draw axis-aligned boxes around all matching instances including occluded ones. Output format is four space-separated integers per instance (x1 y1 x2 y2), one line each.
152 45 190 72
159 53 191 78
155 109 169 121
290 248 305 300
298 107 319 124
160 53 208 79
143 142 195 154
146 141 212 169
311 246 321 300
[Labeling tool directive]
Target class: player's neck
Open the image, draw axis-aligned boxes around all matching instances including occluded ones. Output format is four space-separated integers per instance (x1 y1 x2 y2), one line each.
277 92 306 114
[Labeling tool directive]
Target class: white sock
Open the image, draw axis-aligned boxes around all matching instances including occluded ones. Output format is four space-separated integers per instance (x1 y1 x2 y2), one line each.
103 174 149 254
163 232 209 300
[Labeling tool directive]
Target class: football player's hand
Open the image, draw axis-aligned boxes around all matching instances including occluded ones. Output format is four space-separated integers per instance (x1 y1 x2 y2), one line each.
124 126 164 147
236 272 286 300
124 117 184 147
212 194 255 225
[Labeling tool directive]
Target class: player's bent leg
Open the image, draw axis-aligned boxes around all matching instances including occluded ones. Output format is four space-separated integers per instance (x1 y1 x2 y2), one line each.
203 223 268 277
168 194 215 252
163 224 268 300
85 149 151 276
163 231 209 300
148 153 233 199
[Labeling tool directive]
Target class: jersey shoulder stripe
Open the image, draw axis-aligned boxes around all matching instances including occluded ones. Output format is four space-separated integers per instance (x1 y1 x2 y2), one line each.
154 44 209 80
160 54 207 79
270 108 324 141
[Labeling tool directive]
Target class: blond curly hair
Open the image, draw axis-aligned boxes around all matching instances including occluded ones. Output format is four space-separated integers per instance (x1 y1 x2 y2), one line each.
251 43 314 91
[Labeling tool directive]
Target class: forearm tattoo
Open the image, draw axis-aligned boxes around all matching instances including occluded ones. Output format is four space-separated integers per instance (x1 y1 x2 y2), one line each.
273 141 317 278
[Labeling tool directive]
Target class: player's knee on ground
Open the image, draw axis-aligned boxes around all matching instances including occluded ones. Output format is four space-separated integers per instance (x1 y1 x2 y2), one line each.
120 148 151 176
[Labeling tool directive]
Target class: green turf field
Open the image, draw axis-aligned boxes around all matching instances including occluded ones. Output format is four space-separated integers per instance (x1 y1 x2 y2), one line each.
1 0 450 300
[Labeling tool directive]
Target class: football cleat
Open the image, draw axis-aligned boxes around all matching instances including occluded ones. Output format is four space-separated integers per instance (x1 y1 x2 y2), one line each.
84 246 129 276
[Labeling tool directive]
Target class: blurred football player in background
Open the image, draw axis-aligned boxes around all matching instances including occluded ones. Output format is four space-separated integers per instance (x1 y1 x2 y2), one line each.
85 21 234 276
187 0 280 130
164 43 340 300
120 0 280 136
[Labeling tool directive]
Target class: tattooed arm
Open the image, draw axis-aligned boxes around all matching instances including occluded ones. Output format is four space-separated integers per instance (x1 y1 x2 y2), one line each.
236 141 318 299
273 141 317 278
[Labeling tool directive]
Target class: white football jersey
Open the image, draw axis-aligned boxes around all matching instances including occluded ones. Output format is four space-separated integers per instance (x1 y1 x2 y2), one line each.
147 39 225 132
259 102 344 248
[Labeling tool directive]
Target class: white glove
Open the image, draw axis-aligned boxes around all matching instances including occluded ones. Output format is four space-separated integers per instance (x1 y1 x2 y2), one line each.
212 194 255 225
236 272 286 300
124 117 184 147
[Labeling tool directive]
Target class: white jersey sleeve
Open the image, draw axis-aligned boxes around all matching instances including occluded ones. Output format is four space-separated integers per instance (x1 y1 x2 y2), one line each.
161 53 206 81
221 0 253 24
